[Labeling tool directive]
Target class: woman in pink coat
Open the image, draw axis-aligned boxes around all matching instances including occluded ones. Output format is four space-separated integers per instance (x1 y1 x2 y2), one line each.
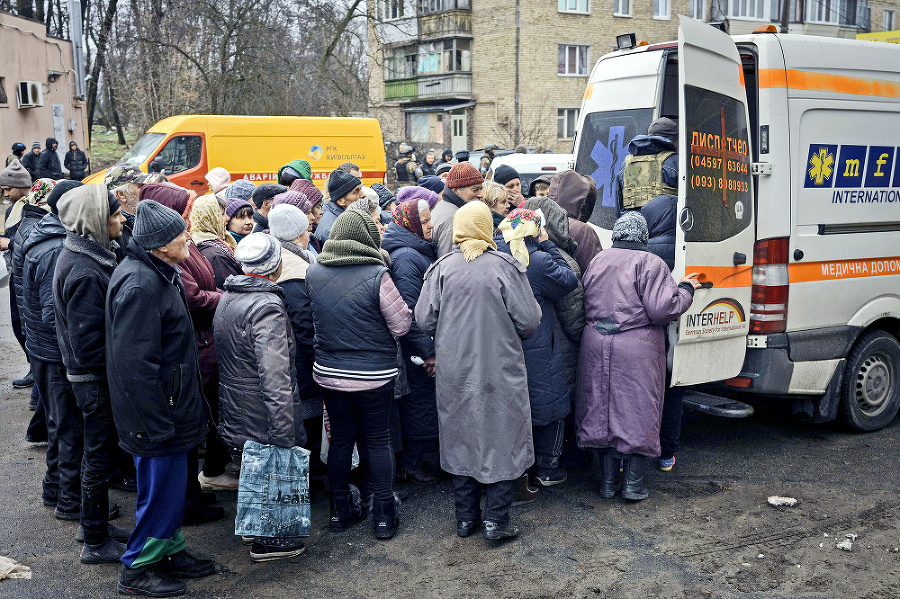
575 212 699 501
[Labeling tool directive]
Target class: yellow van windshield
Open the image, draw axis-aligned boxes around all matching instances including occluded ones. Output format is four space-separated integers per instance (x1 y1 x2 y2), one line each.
119 132 166 166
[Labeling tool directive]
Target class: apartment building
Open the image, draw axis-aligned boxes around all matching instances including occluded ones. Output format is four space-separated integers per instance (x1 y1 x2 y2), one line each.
368 1 894 155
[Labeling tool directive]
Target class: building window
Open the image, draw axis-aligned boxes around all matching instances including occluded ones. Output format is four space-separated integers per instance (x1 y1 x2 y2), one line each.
0 78 7 105
885 9 896 30
558 45 589 76
417 39 471 75
558 108 579 139
419 0 470 14
613 0 631 16
806 0 867 26
654 0 670 18
558 0 589 14
386 45 417 80
727 0 768 19
689 0 706 19
381 0 405 20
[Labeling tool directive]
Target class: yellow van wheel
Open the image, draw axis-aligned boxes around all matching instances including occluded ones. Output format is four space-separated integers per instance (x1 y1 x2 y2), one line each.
839 330 900 432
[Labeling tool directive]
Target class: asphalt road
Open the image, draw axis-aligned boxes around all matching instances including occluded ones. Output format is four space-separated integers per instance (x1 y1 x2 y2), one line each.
0 296 898 599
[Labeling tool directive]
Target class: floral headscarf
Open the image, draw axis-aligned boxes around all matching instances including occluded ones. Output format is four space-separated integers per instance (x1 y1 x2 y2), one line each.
393 199 426 239
26 178 56 206
498 208 543 266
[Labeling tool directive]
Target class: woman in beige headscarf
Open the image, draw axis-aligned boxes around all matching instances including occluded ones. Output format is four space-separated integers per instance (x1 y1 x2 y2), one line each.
415 201 541 543
189 194 242 288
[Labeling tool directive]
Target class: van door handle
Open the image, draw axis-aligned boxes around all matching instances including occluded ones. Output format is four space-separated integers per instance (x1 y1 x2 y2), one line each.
698 281 714 289
191 180 204 185
733 252 747 266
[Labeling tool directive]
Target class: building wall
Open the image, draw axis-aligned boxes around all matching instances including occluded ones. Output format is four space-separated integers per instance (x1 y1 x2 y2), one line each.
0 12 85 170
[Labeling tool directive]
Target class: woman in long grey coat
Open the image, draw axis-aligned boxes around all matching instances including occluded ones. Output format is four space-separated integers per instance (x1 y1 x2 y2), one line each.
416 201 541 542
575 212 699 502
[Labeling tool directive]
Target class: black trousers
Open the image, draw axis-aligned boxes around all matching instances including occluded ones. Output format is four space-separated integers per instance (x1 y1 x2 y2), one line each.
72 380 119 545
532 418 565 473
659 373 685 460
323 383 395 504
199 375 231 478
451 475 515 525
33 359 83 512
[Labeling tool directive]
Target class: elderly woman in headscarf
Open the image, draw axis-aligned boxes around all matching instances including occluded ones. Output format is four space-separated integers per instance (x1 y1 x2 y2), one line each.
190 194 242 289
397 185 439 211
306 210 412 540
576 212 699 502
494 208 578 490
380 198 439 486
289 179 325 253
416 201 541 542
521 196 588 468
272 189 318 257
139 183 232 513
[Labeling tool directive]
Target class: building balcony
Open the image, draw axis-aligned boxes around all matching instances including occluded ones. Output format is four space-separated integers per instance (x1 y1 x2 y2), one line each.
376 16 418 45
419 10 472 39
418 72 471 99
384 78 418 101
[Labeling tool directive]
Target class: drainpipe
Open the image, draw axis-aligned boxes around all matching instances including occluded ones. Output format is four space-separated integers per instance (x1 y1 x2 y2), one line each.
514 0 520 146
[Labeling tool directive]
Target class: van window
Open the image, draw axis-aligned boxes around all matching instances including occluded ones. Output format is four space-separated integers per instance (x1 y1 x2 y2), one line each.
154 135 203 175
575 108 654 229
683 85 752 242
119 132 165 166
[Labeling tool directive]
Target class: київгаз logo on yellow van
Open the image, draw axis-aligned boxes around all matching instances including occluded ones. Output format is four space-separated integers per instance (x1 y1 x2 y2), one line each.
309 145 323 161
682 298 747 337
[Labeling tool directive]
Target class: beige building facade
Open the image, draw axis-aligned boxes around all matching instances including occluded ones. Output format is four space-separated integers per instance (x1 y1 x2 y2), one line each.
368 1 898 157
0 12 85 168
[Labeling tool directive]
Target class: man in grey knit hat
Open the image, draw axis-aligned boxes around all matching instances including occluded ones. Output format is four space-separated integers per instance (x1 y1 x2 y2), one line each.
106 200 215 596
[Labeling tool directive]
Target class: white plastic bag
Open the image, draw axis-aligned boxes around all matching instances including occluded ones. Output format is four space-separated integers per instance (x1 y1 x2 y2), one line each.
320 403 360 469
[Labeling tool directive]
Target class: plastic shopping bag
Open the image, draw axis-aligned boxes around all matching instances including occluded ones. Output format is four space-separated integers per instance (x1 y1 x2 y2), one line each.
235 441 311 538
320 404 360 469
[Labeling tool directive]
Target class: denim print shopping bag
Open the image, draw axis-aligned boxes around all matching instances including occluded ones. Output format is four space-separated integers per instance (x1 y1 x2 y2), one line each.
235 441 311 538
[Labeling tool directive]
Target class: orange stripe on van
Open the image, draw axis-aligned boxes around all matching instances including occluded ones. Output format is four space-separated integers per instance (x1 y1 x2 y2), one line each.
758 68 900 99
583 83 594 101
686 266 752 288
789 257 900 283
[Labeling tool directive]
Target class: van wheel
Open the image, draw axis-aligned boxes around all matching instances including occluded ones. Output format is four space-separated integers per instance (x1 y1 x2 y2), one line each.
839 330 900 432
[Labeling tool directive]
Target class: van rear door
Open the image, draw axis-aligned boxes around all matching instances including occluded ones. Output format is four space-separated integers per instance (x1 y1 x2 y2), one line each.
671 16 755 386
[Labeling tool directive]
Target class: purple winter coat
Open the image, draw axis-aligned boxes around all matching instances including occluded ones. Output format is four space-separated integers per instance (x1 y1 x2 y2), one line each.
575 245 694 457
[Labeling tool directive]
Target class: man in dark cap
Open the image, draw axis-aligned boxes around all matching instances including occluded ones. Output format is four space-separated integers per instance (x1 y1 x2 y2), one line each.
394 144 422 190
315 169 363 244
615 116 679 217
54 184 131 564
21 141 42 180
7 142 26 166
107 200 214 596
250 183 286 233
492 164 524 208
104 163 152 260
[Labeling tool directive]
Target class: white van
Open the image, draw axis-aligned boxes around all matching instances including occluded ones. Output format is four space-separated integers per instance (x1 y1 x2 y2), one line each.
573 18 900 431
486 153 573 194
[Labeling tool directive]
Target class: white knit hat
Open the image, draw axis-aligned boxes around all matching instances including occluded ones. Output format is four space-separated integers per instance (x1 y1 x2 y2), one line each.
235 233 282 275
205 167 231 194
268 204 309 242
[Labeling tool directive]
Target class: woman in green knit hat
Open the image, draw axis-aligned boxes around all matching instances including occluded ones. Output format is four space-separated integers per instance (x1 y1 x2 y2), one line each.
277 159 312 187
306 210 411 540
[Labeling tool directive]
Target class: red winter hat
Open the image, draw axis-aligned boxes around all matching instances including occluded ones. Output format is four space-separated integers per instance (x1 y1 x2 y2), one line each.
140 183 189 216
445 163 484 190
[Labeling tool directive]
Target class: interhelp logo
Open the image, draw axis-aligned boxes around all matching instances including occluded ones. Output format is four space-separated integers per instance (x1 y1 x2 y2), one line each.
683 298 747 337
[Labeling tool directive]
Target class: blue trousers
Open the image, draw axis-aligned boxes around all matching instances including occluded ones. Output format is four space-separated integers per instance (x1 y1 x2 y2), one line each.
121 453 187 569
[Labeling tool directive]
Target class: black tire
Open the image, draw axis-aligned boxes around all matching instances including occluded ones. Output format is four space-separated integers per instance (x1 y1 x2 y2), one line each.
839 330 900 432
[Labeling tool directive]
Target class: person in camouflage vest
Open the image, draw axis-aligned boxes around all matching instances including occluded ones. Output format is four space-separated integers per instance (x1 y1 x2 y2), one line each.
615 117 679 217
394 144 422 191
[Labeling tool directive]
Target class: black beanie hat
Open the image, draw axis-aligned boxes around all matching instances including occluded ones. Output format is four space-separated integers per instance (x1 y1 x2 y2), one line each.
371 183 396 210
251 183 287 209
327 169 362 202
46 180 83 215
493 165 520 186
108 191 121 216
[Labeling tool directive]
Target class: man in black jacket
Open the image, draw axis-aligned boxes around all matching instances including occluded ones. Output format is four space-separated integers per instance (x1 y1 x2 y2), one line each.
63 141 89 180
21 141 41 180
54 185 131 564
37 138 63 180
106 200 214 596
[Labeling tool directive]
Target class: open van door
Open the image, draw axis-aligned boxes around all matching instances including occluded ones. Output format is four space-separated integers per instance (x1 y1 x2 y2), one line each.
671 16 754 386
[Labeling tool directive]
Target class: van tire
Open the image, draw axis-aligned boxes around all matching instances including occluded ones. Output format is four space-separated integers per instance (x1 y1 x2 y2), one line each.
839 330 900 432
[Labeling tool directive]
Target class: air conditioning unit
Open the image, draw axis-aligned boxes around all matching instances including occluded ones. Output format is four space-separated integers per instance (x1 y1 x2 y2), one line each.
17 81 43 108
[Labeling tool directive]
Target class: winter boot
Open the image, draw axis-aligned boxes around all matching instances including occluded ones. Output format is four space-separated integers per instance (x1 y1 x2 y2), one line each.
599 451 621 499
329 486 368 532
372 496 400 540
117 565 185 597
512 474 539 506
621 455 650 501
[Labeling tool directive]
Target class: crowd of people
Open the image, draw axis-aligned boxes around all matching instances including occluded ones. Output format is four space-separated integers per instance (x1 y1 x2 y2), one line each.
1 122 700 596
6 138 90 182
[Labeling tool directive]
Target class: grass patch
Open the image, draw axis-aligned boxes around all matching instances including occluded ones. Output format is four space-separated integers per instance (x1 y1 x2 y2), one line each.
88 126 139 171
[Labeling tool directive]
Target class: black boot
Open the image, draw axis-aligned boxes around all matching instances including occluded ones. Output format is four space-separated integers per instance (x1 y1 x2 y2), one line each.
330 486 368 532
483 520 519 541
599 451 621 499
372 496 399 540
511 474 539 506
117 565 185 597
621 455 649 501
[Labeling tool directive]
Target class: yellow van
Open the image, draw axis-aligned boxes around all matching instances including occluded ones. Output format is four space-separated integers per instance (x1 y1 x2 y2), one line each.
85 115 386 194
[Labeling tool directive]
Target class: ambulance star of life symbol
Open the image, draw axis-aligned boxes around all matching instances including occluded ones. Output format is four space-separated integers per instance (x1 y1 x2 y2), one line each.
679 207 694 232
808 147 834 186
